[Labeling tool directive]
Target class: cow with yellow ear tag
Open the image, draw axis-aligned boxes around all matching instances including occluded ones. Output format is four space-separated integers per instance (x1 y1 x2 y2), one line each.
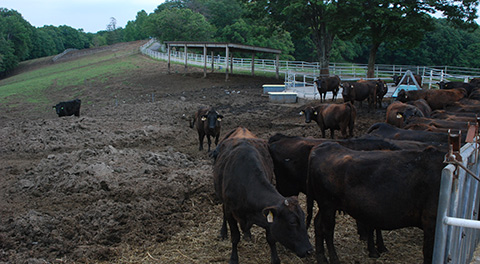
190 106 223 152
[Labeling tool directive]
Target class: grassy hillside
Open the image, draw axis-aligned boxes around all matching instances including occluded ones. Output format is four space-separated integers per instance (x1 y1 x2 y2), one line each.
0 41 150 116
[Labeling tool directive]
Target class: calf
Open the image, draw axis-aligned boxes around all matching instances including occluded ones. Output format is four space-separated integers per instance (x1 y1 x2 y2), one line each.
53 99 81 117
190 106 223 151
300 102 356 139
315 75 340 102
213 127 312 263
307 142 445 263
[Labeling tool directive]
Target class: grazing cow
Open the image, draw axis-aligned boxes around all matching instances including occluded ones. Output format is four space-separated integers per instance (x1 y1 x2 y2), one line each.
53 99 81 117
190 106 223 152
385 101 424 128
393 74 422 86
213 127 313 264
300 102 356 139
307 142 445 263
315 75 340 102
341 81 377 110
397 89 465 110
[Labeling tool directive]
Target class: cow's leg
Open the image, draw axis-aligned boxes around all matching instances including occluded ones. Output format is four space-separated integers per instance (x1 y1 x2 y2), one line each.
330 128 335 139
219 205 228 240
198 132 205 151
206 134 212 152
215 134 220 146
239 220 253 241
314 211 329 264
266 228 281 264
376 229 388 253
422 224 436 264
323 207 340 264
226 213 241 264
367 227 380 258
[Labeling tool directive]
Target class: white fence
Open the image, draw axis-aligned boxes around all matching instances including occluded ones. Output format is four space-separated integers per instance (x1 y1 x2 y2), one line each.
434 139 480 264
140 39 480 89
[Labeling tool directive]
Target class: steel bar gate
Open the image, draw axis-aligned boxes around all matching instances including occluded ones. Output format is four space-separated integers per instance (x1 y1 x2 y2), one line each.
433 139 480 264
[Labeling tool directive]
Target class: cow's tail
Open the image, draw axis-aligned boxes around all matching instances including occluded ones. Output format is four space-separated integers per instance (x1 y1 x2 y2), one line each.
306 194 314 229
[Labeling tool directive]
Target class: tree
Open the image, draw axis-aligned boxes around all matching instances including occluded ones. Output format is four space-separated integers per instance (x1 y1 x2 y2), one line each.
145 8 215 42
339 0 479 77
124 10 150 41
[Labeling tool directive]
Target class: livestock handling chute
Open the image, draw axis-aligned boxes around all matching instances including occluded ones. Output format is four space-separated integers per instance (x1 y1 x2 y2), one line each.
391 70 422 98
433 123 480 264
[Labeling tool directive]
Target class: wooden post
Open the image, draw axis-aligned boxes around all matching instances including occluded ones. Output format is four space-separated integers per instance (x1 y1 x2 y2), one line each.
211 51 214 73
251 53 255 76
225 46 229 81
230 56 233 74
167 44 171 74
275 54 280 79
184 45 188 73
203 45 207 78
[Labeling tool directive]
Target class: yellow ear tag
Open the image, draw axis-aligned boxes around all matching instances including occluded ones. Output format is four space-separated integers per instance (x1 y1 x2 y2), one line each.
314 111 318 115
201 117 207 121
217 117 222 121
396 113 403 119
267 211 274 223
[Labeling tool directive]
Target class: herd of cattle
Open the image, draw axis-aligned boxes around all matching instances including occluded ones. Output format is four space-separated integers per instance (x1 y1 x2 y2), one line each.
188 76 480 264
51 76 480 263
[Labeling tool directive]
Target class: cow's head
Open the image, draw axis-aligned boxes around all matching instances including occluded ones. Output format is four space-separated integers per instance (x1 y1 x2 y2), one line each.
396 89 408 102
299 106 317 123
262 197 313 258
437 81 446 89
53 103 66 117
202 108 223 130
396 105 425 127
341 82 354 98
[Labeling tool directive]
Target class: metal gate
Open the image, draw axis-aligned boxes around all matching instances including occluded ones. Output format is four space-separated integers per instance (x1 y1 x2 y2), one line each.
433 136 480 263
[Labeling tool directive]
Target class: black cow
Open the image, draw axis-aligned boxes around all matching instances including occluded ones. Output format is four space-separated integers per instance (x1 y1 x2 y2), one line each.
213 127 313 264
341 81 376 110
53 99 81 117
366 122 451 144
393 74 422 86
315 75 340 102
437 81 475 96
190 106 223 151
307 142 445 263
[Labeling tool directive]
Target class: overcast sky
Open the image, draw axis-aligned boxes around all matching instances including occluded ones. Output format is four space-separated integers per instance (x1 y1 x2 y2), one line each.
2 1 479 34
2 0 165 33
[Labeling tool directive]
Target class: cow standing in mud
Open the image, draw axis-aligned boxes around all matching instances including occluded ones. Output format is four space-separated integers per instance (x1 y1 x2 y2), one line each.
212 127 313 264
300 102 356 139
190 106 223 152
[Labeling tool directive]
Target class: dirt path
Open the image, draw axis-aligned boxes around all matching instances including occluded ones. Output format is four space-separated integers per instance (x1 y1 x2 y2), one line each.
0 42 423 263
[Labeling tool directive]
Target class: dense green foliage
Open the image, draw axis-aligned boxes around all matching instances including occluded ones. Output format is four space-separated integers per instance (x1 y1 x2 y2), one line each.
1 0 479 77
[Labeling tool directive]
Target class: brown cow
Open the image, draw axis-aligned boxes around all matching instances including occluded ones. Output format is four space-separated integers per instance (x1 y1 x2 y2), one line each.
385 101 424 128
397 89 465 110
190 106 223 151
212 127 313 263
407 98 432 117
404 116 469 134
300 102 356 138
315 75 340 102
359 79 388 108
307 142 445 264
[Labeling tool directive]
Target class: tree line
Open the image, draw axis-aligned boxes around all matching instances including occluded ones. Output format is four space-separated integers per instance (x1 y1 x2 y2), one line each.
1 0 479 77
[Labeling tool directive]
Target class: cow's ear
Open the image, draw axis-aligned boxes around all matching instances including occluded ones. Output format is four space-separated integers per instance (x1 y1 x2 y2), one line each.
217 115 224 121
396 112 403 119
262 207 278 224
314 111 318 115
299 110 304 116
201 115 207 121
52 106 56 109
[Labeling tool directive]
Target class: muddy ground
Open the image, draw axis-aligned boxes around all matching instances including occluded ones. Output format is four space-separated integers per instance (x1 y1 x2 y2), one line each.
0 42 423 263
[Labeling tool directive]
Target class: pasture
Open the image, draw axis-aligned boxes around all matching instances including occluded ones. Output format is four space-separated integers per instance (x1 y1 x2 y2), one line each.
0 41 424 263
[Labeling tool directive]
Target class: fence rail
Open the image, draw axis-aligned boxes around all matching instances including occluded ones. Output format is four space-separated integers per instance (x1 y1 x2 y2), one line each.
434 140 480 264
141 39 480 87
